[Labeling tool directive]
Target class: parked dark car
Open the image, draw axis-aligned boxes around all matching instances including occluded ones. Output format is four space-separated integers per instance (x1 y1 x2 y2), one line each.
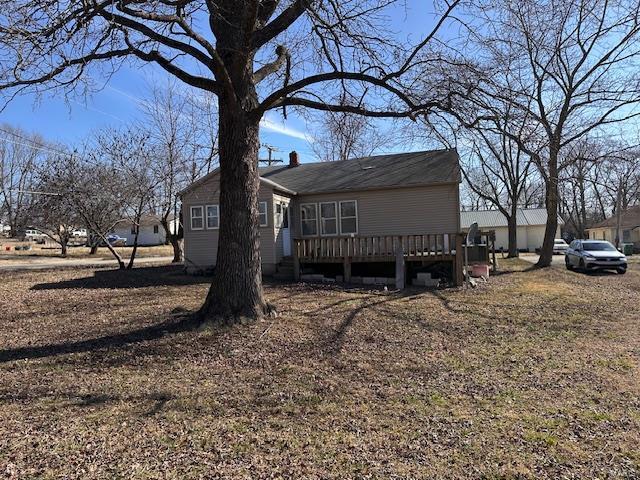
104 234 127 247
565 240 627 274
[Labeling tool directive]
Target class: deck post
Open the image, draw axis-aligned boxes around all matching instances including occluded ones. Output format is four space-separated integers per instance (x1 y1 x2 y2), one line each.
342 237 352 283
454 233 464 287
395 239 405 290
292 240 300 281
343 257 352 283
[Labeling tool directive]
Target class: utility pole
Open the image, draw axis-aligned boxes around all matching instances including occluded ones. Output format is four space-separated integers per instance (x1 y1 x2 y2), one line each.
615 180 623 248
259 144 283 166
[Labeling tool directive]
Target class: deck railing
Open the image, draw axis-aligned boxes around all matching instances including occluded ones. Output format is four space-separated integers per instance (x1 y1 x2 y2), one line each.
294 233 462 262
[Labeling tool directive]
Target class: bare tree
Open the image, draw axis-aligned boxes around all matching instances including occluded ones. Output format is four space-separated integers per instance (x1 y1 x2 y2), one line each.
38 152 129 268
0 0 459 324
28 152 82 256
560 141 640 240
449 0 640 266
89 128 160 269
309 108 394 162
0 124 46 237
459 106 537 257
142 80 218 263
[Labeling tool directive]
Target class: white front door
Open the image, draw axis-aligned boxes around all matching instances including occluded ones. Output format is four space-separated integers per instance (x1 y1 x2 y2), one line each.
282 204 291 256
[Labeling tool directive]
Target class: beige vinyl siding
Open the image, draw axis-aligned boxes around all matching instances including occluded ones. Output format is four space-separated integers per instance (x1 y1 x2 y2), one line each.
272 193 293 263
291 183 461 237
587 227 640 246
587 227 613 241
181 173 277 272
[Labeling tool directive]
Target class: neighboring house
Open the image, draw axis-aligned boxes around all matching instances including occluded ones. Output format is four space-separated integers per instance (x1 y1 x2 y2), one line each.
586 205 640 249
460 208 563 252
112 214 178 246
180 149 462 275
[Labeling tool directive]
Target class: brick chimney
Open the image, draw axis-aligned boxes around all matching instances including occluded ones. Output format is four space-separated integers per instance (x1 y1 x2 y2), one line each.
288 150 300 168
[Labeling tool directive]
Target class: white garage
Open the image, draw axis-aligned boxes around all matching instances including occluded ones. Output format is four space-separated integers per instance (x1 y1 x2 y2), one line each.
112 214 179 246
460 208 563 252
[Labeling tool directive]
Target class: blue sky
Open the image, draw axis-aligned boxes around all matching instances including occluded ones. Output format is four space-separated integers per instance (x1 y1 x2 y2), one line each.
0 1 438 163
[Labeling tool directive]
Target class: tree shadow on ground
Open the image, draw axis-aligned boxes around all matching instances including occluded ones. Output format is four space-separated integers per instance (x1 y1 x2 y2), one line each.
491 264 538 276
572 269 623 277
0 314 199 364
30 265 210 290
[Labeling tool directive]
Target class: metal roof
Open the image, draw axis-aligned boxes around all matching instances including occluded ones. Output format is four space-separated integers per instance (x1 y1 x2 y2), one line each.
460 208 563 228
179 149 460 197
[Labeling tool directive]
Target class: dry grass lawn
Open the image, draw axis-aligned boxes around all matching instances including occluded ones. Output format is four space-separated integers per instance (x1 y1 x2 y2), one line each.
0 259 639 479
0 240 173 259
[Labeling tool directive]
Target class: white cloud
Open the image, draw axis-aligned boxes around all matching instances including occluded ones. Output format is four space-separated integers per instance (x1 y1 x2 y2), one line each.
260 114 313 142
106 84 313 142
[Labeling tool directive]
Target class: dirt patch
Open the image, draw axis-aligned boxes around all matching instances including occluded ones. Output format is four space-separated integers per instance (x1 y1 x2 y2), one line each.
0 260 639 478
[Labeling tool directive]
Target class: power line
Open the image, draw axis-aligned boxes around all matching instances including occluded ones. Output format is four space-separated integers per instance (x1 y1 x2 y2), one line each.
259 144 283 165
0 126 127 172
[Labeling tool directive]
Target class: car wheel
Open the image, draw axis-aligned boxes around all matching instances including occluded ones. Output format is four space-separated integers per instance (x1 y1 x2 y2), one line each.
617 268 627 275
565 257 573 270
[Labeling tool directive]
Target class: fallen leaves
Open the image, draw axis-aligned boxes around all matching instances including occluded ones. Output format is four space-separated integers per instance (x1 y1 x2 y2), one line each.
0 261 638 478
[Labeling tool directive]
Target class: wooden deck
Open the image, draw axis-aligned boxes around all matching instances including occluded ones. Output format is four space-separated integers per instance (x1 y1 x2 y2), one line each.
293 233 465 286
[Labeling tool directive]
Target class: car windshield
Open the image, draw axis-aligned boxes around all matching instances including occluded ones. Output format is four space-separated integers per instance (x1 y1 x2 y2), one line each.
584 242 616 251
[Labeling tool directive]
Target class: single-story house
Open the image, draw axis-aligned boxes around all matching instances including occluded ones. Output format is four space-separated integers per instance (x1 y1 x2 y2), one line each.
112 214 178 246
586 205 640 249
179 149 462 275
460 208 563 252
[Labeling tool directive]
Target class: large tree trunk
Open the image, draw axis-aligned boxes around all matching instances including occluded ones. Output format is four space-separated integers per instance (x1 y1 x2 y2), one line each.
197 96 272 325
170 236 181 263
507 213 518 258
127 223 140 270
160 218 182 263
537 153 559 267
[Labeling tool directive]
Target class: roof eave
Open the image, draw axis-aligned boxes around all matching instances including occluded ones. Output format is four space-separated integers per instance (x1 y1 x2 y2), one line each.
260 177 297 195
294 179 461 197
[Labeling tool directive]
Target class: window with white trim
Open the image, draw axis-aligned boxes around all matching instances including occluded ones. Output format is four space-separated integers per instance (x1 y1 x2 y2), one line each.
300 203 318 236
320 202 338 235
339 200 358 234
258 201 268 227
190 206 204 230
206 205 219 229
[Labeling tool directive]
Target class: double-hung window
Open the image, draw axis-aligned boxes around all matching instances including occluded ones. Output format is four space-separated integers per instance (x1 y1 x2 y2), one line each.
300 203 318 236
320 202 338 235
206 205 219 229
258 201 268 227
339 200 358 234
190 206 204 230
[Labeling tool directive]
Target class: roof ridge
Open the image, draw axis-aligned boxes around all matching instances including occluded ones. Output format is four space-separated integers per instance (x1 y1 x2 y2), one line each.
258 148 454 170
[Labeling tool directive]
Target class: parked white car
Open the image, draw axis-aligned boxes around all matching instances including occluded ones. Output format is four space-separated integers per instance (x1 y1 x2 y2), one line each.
553 238 569 255
565 240 627 274
24 229 46 243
